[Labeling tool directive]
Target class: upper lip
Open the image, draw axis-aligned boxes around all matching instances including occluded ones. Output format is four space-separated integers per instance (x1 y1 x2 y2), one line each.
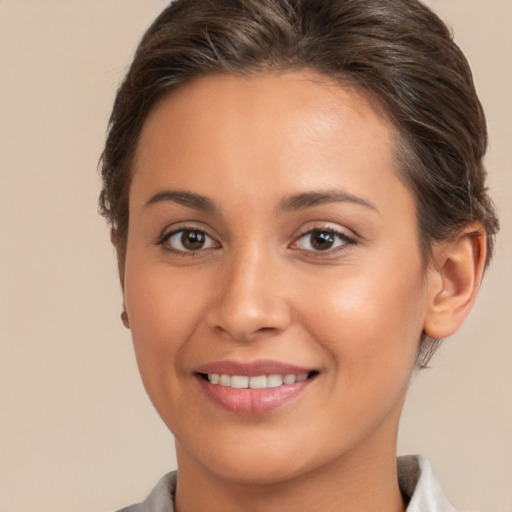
195 359 315 376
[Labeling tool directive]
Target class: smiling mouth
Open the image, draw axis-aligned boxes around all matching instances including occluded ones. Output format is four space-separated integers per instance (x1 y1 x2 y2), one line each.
194 361 319 414
197 371 318 389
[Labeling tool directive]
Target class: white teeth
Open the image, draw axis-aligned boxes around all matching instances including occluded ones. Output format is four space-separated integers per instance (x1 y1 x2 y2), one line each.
219 374 231 386
207 372 311 388
230 375 249 388
266 374 283 387
283 374 297 385
249 375 267 389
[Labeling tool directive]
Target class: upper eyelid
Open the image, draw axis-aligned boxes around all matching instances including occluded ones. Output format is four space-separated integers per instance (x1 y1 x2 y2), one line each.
292 223 355 241
157 222 214 240
298 226 348 236
293 228 353 245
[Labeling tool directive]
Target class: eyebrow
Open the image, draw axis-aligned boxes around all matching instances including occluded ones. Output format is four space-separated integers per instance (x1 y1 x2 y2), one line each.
279 190 378 212
144 190 218 212
144 188 378 214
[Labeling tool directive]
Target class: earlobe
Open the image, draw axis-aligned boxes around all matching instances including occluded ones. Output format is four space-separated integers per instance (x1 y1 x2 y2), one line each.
424 224 486 339
121 309 130 329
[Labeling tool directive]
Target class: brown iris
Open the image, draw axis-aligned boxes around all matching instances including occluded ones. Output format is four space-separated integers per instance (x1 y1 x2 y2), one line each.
180 230 206 250
310 231 336 251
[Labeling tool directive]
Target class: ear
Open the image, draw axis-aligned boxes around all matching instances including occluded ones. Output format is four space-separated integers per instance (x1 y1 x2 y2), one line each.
424 223 487 339
111 227 130 329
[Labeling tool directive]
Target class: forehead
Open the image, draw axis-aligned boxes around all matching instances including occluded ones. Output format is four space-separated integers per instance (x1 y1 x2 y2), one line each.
130 71 409 218
136 71 394 151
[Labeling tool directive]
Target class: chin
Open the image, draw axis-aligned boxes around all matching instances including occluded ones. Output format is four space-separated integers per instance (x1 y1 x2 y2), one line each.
176 430 317 486
206 456 310 486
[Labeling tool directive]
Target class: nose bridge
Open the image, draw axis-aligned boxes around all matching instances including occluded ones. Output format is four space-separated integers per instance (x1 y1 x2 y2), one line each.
208 241 290 341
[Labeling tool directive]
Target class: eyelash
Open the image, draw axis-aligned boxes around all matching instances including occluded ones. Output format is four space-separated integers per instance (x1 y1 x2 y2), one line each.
156 225 356 256
291 227 356 255
156 226 218 255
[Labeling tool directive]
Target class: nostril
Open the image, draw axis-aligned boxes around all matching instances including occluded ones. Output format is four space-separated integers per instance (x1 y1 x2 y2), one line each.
205 279 292 342
256 326 277 333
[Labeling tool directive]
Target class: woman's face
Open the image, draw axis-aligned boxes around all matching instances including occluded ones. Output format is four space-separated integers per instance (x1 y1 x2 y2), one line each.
124 71 431 484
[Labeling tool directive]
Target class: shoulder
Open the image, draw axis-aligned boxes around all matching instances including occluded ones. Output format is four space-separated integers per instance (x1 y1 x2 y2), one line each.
115 471 177 512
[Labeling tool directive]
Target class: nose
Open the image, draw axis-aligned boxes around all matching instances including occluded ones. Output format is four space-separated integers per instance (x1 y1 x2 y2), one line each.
206 247 292 342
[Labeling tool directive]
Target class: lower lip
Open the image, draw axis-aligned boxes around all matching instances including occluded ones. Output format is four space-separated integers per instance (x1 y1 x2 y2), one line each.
196 376 313 414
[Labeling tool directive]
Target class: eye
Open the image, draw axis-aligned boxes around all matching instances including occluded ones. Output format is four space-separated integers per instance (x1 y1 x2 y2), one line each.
292 228 354 253
160 228 218 253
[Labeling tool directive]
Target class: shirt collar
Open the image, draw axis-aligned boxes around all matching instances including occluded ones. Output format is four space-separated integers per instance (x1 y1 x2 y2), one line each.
398 454 457 512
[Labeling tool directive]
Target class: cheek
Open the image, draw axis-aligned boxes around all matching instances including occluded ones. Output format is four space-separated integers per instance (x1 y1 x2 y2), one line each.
123 262 213 427
123 256 207 386
296 263 427 375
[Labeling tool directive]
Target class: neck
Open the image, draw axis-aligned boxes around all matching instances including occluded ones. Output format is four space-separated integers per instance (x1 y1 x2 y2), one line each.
174 434 406 512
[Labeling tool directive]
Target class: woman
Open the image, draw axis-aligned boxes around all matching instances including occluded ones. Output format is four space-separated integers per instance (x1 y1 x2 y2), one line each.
99 0 499 510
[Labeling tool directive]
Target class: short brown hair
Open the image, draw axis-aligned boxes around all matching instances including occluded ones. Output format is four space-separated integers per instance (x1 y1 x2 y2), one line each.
99 0 499 364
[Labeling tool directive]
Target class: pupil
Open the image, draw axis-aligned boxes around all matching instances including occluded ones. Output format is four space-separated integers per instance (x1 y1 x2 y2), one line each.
182 230 205 250
311 231 334 250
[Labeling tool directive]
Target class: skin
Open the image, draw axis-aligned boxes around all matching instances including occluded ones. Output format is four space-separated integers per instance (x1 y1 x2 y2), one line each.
121 71 485 512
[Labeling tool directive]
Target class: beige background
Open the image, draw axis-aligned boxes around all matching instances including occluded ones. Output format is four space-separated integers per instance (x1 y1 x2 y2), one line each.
0 1 510 511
